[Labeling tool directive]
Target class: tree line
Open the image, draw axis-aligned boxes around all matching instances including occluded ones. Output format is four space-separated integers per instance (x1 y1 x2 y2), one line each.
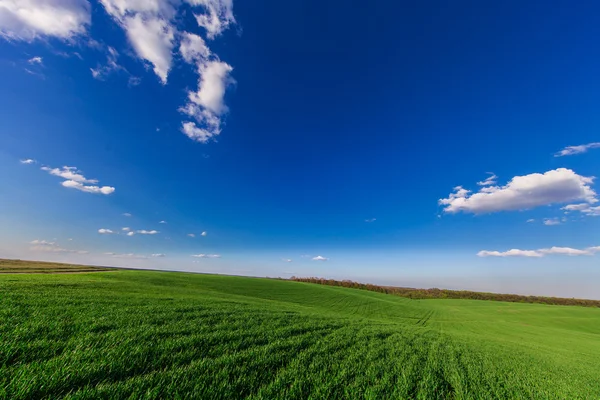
289 277 600 307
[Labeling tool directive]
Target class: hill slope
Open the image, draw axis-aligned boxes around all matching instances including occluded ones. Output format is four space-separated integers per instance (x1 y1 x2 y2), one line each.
1 270 599 399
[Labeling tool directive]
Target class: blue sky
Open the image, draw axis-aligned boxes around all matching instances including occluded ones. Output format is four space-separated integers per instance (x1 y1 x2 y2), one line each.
1 0 600 298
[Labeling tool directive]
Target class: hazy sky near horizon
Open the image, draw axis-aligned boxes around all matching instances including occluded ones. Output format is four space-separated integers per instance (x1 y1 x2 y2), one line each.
1 0 599 298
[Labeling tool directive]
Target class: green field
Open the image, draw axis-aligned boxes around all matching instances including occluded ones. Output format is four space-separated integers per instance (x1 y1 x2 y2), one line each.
1 268 599 399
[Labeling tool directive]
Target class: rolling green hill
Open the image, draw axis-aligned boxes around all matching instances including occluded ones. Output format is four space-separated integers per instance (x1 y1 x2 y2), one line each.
1 268 599 399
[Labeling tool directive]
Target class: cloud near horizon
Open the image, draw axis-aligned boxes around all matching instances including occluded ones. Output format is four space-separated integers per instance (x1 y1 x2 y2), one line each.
478 246 600 257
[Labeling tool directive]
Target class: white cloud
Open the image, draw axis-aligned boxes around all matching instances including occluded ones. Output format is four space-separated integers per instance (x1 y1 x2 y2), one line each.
61 180 116 195
137 230 159 235
201 231 207 236
188 60 233 115
40 165 115 195
99 0 176 84
191 253 220 258
27 56 42 65
440 168 597 214
282 258 292 262
477 249 542 257
179 32 209 63
127 231 135 236
180 60 233 143
123 213 132 217
555 142 600 157
98 228 114 234
543 218 561 226
0 0 90 41
41 166 98 183
123 14 174 83
526 219 535 223
151 253 165 257
365 218 376 223
312 255 328 261
159 220 167 224
20 158 36 164
122 227 131 231
187 233 195 237
181 121 216 143
187 0 235 39
477 173 497 186
478 246 600 257
562 203 600 217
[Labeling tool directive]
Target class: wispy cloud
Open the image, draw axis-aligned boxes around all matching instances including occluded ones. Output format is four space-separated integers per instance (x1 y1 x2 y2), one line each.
365 218 376 223
282 258 292 262
554 142 600 157
90 46 126 80
440 169 597 214
478 246 600 257
136 230 159 235
526 219 535 223
29 240 87 254
187 233 196 238
312 256 329 261
562 203 600 217
98 228 115 234
191 254 221 258
477 173 497 186
159 220 167 224
122 227 131 231
20 158 36 164
151 253 166 257
123 213 132 217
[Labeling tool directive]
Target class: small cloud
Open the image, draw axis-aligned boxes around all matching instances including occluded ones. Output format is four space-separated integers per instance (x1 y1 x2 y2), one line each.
191 254 221 258
67 238 73 241
30 239 55 245
543 218 561 226
137 230 159 235
188 233 195 238
151 253 166 257
201 231 207 236
159 220 167 224
127 231 135 236
123 213 132 217
20 158 36 164
122 227 131 231
365 218 376 223
282 258 292 262
110 253 148 259
555 142 600 157
128 76 142 87
98 228 114 234
27 56 43 65
526 219 535 223
312 256 329 261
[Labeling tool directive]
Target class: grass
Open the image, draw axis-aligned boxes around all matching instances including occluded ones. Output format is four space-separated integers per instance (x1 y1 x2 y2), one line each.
1 265 599 399
0 259 109 274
